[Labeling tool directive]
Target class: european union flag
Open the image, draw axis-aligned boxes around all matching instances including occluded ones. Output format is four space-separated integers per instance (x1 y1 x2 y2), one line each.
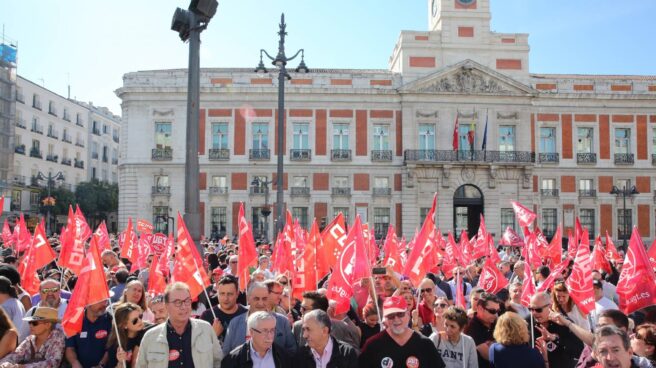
1 44 17 64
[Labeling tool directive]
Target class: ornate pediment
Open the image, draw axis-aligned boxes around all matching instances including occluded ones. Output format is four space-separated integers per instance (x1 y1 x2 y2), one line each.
401 59 536 96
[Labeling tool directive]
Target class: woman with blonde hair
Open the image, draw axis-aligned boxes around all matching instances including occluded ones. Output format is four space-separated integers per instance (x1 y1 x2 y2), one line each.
551 281 590 330
489 312 546 368
118 280 154 323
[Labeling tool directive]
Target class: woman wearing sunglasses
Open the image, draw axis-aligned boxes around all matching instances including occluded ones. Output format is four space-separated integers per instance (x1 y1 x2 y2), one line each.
0 307 65 367
431 296 449 335
631 323 656 366
107 302 153 368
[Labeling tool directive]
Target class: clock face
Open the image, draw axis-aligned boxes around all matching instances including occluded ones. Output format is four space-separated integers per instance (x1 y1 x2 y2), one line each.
432 0 439 16
456 0 476 5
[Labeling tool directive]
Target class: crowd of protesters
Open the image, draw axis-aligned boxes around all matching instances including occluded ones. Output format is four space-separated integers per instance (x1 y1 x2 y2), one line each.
0 214 655 368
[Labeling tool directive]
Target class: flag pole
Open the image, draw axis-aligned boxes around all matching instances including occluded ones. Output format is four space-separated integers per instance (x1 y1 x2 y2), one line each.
368 276 383 331
108 300 128 368
190 255 218 321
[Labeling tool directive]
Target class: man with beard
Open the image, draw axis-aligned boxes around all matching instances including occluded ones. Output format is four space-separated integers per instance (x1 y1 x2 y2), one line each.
200 275 247 343
18 279 67 342
527 292 583 368
359 296 445 368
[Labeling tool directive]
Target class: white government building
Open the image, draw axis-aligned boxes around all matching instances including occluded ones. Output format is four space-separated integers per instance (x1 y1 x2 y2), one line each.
10 76 121 231
116 0 656 245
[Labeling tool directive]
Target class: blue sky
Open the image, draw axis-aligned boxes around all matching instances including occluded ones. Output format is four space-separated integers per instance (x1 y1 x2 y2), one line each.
2 1 655 114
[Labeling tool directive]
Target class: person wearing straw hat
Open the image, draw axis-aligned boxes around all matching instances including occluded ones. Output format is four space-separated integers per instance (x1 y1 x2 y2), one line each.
0 307 66 368
359 295 445 368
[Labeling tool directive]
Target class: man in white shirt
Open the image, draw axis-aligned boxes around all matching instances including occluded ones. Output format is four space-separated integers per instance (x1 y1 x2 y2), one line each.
295 309 359 368
589 279 618 331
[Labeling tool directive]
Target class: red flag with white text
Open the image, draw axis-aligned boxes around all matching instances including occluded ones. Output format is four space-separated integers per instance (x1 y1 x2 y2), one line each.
591 235 612 274
94 221 112 251
565 229 595 316
1 219 12 248
499 226 524 247
311 221 330 280
383 225 404 274
511 201 536 228
544 226 562 269
616 227 656 315
147 255 167 297
321 213 347 265
605 231 623 264
120 218 138 265
14 213 31 252
172 213 211 299
59 207 86 274
403 194 438 286
477 256 509 294
647 239 656 272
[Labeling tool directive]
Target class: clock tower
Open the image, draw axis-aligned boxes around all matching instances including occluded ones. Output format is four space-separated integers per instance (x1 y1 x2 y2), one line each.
429 0 491 34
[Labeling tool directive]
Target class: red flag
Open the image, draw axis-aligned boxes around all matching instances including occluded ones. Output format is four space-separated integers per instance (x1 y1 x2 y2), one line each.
310 220 330 280
536 262 567 293
136 219 154 234
120 218 138 264
321 213 347 265
499 226 524 247
565 229 595 316
383 225 403 274
62 237 110 337
74 205 92 242
566 229 578 262
271 232 291 275
520 275 536 307
157 233 175 277
326 215 370 315
172 213 211 299
455 270 466 309
647 239 656 272
0 196 3 214
130 233 152 273
544 226 562 268
14 214 31 252
452 115 459 151
403 194 438 286
487 234 502 265
94 222 111 251
477 256 509 294
575 217 584 251
522 230 542 270
605 231 623 264
292 222 317 301
616 227 656 315
150 233 168 256
591 235 612 274
147 255 167 297
59 207 86 275
474 215 490 260
31 221 57 270
511 201 536 228
459 230 473 266
237 204 258 291
1 219 12 247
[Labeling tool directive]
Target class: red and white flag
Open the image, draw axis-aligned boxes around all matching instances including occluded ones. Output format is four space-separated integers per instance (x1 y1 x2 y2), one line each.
565 229 595 316
94 221 112 251
544 226 562 269
616 227 656 315
455 270 466 309
136 219 154 235
605 231 623 264
473 215 491 260
120 218 138 266
14 213 31 252
321 213 347 265
647 239 656 272
477 256 509 294
237 204 258 291
59 207 86 275
383 225 404 274
403 194 438 286
520 275 536 307
511 201 536 228
1 219 12 248
591 235 612 274
147 255 167 297
311 221 330 280
172 213 210 299
326 215 370 315
499 226 524 247
157 233 175 277
292 221 317 301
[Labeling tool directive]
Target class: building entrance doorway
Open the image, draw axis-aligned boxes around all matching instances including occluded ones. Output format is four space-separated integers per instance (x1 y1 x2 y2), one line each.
453 184 484 238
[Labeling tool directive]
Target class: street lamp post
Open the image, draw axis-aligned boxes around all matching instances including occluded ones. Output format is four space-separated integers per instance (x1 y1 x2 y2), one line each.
36 171 65 236
255 13 309 240
171 0 218 254
251 178 272 242
610 185 639 250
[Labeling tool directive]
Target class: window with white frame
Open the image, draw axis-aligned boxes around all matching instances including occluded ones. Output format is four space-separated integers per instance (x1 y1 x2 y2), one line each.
212 123 228 149
373 125 390 150
500 208 515 232
542 209 557 238
333 207 349 224
155 122 172 149
252 123 269 149
293 207 309 230
498 126 515 151
373 208 390 240
577 127 593 153
293 123 309 149
374 177 389 189
616 179 631 190
579 209 595 239
614 128 631 154
293 176 308 188
542 178 556 190
333 176 348 188
418 124 435 150
617 209 632 240
333 124 349 150
539 127 556 153
459 123 476 151
211 207 227 238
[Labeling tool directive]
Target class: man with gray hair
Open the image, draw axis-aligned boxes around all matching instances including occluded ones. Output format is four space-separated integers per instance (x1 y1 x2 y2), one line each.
223 281 296 355
295 309 358 368
19 278 67 341
222 311 293 368
591 325 635 368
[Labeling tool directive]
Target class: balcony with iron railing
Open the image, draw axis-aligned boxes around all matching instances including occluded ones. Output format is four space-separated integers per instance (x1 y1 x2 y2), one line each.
75 140 85 148
152 148 173 161
540 189 559 198
33 100 42 110
331 149 352 161
152 186 171 196
29 147 42 159
579 189 597 198
371 150 393 162
62 134 72 143
74 159 84 169
61 158 72 166
249 149 270 161
13 175 26 186
15 118 26 129
290 187 310 196
14 145 25 155
92 127 101 135
290 149 311 161
249 186 267 195
209 186 229 196
538 152 559 163
47 130 59 139
331 187 351 196
614 153 634 165
372 187 392 196
46 154 58 163
404 150 535 164
208 148 230 161
577 152 597 164
31 124 44 134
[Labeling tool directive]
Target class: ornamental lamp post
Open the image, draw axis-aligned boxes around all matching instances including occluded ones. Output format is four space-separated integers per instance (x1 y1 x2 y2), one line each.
251 177 273 242
254 13 309 240
35 171 65 235
609 185 639 250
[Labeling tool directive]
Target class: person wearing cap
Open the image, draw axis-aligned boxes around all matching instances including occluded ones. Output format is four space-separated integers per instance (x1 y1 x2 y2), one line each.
0 276 24 336
589 278 619 331
0 307 66 368
359 295 445 368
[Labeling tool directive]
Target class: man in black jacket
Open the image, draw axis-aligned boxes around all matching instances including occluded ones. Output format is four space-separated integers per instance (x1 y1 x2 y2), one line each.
222 311 293 368
294 309 358 368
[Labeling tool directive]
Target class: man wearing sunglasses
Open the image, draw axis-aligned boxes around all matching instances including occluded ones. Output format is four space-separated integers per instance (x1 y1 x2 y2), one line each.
527 292 583 368
359 296 445 368
464 292 501 368
19 279 68 342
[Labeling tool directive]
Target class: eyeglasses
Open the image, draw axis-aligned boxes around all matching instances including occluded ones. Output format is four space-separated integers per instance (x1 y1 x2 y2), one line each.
279 281 288 286
270 290 282 296
528 304 550 313
251 327 276 336
420 288 433 294
40 287 60 294
386 312 406 320
168 298 192 308
28 321 44 327
131 314 144 325
229 261 238 264
434 303 448 309
484 307 500 315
